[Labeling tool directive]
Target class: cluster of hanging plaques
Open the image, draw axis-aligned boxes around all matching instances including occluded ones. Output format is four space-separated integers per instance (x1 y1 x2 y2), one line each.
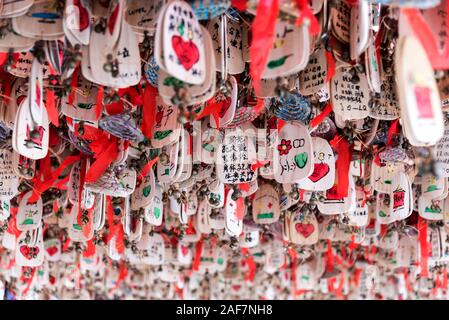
1 0 449 301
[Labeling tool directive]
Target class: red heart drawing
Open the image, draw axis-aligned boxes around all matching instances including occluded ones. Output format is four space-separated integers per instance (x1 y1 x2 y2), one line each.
181 245 189 256
295 223 315 238
308 163 330 183
20 245 39 260
46 246 58 256
171 36 200 71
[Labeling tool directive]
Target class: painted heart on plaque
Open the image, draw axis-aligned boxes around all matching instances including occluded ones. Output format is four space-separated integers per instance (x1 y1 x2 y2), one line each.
172 35 200 71
154 207 161 219
181 245 189 256
20 245 39 260
143 186 151 197
308 163 330 182
295 223 314 238
46 246 58 256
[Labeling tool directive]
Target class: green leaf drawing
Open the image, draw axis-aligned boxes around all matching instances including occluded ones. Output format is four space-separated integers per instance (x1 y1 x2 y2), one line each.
294 153 308 169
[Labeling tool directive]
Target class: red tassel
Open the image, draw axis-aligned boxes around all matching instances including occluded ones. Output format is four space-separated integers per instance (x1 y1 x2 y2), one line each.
249 0 280 95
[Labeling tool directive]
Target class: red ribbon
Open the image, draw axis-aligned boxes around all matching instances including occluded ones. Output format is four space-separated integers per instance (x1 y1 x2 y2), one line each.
139 156 159 180
21 267 36 297
83 239 96 258
242 248 256 282
84 137 119 183
28 155 81 203
235 197 245 220
294 0 321 35
386 119 400 147
141 85 158 138
96 85 104 120
403 270 413 293
195 97 223 128
277 119 287 132
402 7 449 70
250 160 268 171
77 158 87 231
192 236 203 271
418 216 429 277
45 84 59 127
62 236 71 252
232 0 248 11
310 103 333 128
249 0 280 95
325 49 336 82
288 247 297 297
7 207 21 239
330 135 353 198
114 262 128 289
1 72 12 105
326 240 334 273
68 66 79 105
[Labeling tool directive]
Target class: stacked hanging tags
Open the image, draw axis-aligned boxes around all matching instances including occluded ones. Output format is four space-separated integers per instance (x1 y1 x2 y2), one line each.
0 0 448 301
